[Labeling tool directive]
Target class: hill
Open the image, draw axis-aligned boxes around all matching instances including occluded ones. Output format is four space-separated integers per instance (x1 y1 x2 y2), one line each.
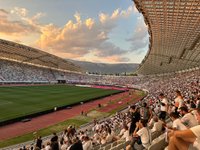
67 59 139 75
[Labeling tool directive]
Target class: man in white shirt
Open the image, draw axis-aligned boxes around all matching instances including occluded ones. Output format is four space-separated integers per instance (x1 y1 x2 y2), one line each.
121 128 130 142
179 106 198 128
61 141 68 150
82 136 92 150
151 116 163 133
169 112 187 131
168 108 200 150
126 120 150 150
159 93 168 120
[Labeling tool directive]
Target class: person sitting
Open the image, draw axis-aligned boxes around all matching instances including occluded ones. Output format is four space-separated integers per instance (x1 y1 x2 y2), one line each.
179 106 198 128
151 116 163 133
126 119 150 150
82 136 92 150
168 108 200 150
169 112 187 131
120 124 130 142
69 137 83 150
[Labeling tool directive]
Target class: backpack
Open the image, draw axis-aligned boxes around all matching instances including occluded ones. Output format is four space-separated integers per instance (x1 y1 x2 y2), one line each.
141 107 150 120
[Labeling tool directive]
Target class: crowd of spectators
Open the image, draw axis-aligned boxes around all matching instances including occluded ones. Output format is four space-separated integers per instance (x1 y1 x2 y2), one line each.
0 60 138 86
0 60 55 82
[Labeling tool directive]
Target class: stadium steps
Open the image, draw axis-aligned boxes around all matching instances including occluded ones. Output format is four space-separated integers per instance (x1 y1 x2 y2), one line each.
92 140 127 150
148 133 167 150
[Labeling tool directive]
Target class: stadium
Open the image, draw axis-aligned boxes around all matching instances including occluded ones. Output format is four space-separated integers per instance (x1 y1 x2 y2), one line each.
0 0 200 150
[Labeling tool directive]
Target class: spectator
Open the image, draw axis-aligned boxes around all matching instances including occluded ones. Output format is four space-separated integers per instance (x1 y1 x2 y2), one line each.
159 93 168 120
151 116 163 133
127 119 150 150
168 108 200 150
82 136 92 150
140 102 152 124
69 137 83 150
169 112 187 130
174 90 184 112
129 105 140 135
36 136 42 149
179 106 198 128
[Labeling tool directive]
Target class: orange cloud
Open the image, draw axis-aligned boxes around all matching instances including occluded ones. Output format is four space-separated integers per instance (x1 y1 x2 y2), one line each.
0 7 42 41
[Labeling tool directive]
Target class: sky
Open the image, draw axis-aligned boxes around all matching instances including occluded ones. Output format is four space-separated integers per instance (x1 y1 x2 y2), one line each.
0 0 148 64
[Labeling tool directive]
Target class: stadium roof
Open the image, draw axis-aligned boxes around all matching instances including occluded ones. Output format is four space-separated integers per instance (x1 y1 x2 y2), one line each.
134 0 200 75
0 39 83 73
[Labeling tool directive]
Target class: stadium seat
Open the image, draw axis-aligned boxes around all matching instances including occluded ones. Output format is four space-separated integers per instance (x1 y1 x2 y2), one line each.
93 145 101 150
151 131 162 141
104 143 112 150
148 134 167 150
111 141 118 147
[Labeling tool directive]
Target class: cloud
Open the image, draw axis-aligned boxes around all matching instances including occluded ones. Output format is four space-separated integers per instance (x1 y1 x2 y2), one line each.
35 6 135 62
93 42 126 57
96 55 130 63
10 7 28 17
0 9 9 18
127 16 149 53
121 5 135 17
0 7 43 37
80 54 130 63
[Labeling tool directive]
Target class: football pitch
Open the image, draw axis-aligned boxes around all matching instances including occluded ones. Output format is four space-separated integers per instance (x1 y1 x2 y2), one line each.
0 85 121 123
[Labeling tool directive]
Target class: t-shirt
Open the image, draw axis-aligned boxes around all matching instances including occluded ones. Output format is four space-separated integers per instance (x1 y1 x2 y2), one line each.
181 113 198 128
137 127 150 148
161 98 168 112
129 111 140 134
151 120 163 132
70 140 83 150
190 125 200 149
140 107 150 120
36 139 42 149
61 144 68 150
175 97 184 108
191 125 200 139
83 140 92 150
173 118 187 130
45 145 51 150
119 128 126 136
106 133 113 143
121 130 130 142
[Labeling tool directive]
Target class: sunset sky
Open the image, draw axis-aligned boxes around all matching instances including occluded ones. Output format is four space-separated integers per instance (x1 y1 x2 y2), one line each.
0 0 148 63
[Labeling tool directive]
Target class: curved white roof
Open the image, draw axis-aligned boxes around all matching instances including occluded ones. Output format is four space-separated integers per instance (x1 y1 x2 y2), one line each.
134 0 200 75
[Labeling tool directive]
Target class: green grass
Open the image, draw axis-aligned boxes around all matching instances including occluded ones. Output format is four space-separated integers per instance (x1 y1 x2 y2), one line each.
0 85 121 122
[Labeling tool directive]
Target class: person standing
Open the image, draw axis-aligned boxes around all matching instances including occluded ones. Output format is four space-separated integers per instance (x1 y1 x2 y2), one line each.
129 105 140 135
174 90 184 113
36 136 42 149
159 93 168 120
140 102 152 124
